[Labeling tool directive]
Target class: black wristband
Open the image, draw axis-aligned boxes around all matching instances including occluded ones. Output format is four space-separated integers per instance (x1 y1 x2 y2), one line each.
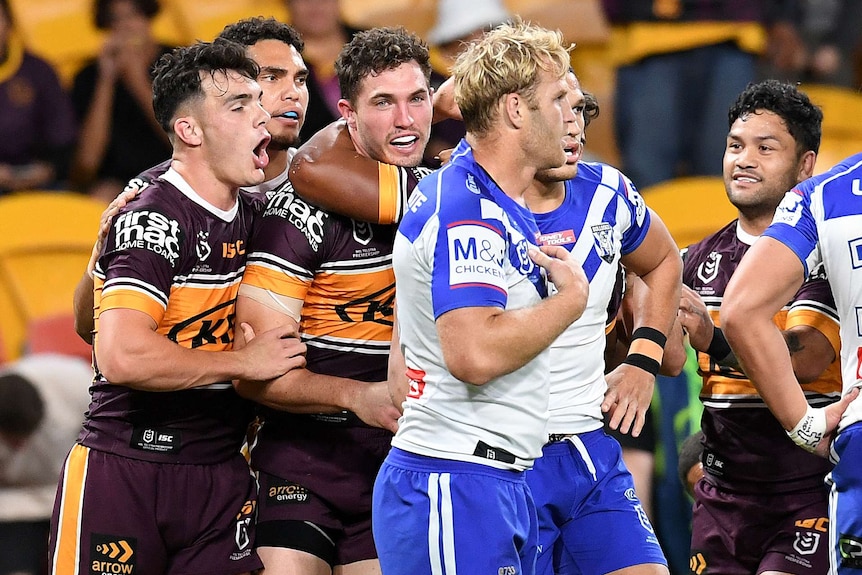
631 326 668 349
622 353 660 377
707 326 732 361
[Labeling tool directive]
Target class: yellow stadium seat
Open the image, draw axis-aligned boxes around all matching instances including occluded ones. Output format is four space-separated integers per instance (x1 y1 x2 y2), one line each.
8 0 104 85
0 192 104 361
641 177 736 249
164 0 288 42
802 85 862 175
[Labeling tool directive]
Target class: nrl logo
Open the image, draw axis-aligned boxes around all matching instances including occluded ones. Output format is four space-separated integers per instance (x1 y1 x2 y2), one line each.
697 252 721 284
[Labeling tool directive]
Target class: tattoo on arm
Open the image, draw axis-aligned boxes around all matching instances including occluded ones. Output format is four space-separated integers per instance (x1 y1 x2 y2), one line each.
784 332 804 356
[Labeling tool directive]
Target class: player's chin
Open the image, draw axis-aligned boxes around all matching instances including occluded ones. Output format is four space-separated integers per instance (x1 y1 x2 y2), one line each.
384 149 424 168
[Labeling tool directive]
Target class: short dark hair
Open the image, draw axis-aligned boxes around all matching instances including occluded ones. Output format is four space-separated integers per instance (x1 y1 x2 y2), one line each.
0 373 44 438
94 0 160 30
152 38 260 133
677 430 704 493
728 79 823 155
219 17 304 54
583 91 600 129
335 27 431 103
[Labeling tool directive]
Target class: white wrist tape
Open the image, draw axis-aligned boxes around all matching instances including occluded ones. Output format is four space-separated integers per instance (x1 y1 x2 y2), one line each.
787 404 827 453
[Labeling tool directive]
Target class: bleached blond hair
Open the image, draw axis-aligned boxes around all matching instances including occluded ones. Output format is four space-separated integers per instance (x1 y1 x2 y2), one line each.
452 19 572 136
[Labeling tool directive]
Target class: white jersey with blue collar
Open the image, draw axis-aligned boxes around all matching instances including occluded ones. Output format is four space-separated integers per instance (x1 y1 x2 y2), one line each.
392 140 551 471
763 152 862 431
533 162 650 433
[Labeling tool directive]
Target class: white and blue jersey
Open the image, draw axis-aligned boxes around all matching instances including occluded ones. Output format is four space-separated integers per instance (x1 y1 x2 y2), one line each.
763 152 862 431
533 161 650 434
763 152 862 575
391 139 550 471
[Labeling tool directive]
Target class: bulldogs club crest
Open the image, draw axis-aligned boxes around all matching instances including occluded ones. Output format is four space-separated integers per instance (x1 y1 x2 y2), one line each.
590 223 616 264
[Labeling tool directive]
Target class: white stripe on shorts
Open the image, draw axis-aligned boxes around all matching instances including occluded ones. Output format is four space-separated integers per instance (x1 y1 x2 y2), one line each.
427 473 457 575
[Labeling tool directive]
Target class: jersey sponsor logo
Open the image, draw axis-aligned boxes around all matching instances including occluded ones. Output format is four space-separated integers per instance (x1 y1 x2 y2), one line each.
852 179 862 196
266 480 310 504
591 222 616 263
689 551 707 575
407 189 428 213
796 517 829 532
352 220 373 246
263 189 328 251
497 566 516 575
465 173 480 194
634 503 655 534
231 499 255 560
849 237 862 269
130 426 181 454
335 283 395 325
113 210 182 265
222 239 245 259
629 187 647 227
697 252 722 284
447 223 506 291
123 177 149 196
538 229 575 246
406 368 426 399
773 192 804 226
90 534 136 575
168 299 235 348
840 534 862 569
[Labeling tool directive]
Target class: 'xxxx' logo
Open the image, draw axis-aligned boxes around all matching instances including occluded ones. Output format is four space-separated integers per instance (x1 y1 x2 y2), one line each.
96 540 133 563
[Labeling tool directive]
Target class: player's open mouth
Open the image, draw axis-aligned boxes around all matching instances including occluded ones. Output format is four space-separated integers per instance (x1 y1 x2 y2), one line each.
391 135 418 148
253 134 271 169
273 110 300 120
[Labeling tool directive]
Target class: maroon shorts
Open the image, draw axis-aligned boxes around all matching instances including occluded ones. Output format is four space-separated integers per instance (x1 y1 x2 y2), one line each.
49 444 262 575
690 478 830 575
254 425 392 566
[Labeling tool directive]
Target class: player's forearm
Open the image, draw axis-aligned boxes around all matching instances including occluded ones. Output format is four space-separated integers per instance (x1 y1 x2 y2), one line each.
73 272 96 343
722 307 809 430
235 369 362 413
440 292 587 385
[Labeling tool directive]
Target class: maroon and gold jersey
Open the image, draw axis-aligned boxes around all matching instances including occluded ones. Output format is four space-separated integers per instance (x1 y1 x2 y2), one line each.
242 178 403 477
81 168 258 464
683 220 841 493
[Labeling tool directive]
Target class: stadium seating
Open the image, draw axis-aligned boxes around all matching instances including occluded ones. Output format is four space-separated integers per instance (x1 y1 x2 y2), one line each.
0 192 104 361
803 84 862 174
641 177 735 249
25 312 92 362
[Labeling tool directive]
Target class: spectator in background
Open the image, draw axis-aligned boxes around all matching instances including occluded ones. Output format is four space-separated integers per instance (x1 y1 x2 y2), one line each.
0 0 76 195
285 0 361 144
423 0 510 165
794 0 862 86
70 0 172 203
0 354 93 575
602 0 806 189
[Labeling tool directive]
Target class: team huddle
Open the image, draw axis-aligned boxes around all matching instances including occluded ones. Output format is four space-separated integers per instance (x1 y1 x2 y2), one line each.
47 14 862 575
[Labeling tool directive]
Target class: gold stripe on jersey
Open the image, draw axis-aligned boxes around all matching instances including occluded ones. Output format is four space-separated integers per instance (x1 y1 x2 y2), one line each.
700 306 842 401
53 444 89 575
300 266 395 345
98 282 240 352
378 163 403 225
243 263 310 301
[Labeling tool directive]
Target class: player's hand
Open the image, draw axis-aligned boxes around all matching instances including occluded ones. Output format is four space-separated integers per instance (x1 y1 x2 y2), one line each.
237 323 306 381
87 184 144 277
432 77 462 122
529 245 589 320
602 364 655 436
677 285 714 352
352 380 401 433
817 386 860 458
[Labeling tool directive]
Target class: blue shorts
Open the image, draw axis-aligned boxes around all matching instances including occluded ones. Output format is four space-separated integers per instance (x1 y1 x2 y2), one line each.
830 422 862 575
526 429 667 575
372 447 538 575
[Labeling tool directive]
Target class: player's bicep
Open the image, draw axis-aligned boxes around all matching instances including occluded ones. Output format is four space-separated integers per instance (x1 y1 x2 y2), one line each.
236 285 302 351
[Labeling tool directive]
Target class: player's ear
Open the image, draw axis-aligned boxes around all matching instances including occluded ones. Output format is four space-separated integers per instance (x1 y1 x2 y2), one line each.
799 150 816 180
337 98 357 129
174 116 202 147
